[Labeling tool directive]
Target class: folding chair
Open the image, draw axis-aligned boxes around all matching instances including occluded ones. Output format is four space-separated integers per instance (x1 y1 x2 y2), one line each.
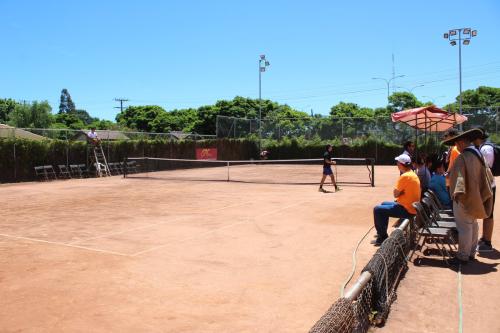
69 164 82 178
44 165 58 180
426 189 453 215
423 192 454 221
114 162 123 174
108 163 120 175
78 164 89 178
58 165 72 179
421 197 457 229
34 166 48 181
126 161 137 174
409 202 457 262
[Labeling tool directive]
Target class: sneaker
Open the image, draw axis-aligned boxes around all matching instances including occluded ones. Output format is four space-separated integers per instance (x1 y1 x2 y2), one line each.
477 242 494 252
335 186 342 192
318 187 326 193
370 237 386 247
447 257 468 266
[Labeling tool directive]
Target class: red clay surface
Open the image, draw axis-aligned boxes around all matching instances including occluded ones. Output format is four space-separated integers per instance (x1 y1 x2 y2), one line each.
0 166 499 332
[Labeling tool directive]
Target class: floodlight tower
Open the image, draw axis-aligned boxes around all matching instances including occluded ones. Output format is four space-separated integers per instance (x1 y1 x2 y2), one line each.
258 55 270 151
443 28 477 122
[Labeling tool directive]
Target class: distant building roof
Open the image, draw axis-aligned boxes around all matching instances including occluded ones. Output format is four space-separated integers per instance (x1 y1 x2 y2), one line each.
72 130 130 141
0 124 47 141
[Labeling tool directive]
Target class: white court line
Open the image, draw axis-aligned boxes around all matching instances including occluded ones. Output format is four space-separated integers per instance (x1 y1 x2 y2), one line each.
69 200 256 245
0 233 131 257
131 199 314 257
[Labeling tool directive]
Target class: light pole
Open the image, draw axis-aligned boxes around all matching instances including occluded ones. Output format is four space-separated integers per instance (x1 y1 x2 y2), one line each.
422 95 446 105
408 84 425 94
443 28 477 127
372 75 405 103
396 84 425 94
258 54 270 152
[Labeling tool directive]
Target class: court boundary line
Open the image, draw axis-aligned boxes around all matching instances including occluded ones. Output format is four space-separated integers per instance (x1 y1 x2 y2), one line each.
68 200 260 245
0 233 131 257
131 199 314 257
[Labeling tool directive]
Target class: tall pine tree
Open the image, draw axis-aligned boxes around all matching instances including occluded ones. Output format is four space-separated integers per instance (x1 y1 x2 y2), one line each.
59 88 76 114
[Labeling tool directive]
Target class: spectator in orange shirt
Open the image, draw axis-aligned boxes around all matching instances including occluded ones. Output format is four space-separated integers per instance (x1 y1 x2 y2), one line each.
443 129 460 188
371 154 421 246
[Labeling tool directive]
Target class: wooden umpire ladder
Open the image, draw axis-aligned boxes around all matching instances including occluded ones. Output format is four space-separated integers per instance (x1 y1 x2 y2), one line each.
90 145 111 177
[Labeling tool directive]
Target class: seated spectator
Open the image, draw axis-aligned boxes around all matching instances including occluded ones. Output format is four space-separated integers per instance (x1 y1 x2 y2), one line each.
416 154 431 194
371 154 421 246
260 150 269 160
429 161 452 209
87 127 100 146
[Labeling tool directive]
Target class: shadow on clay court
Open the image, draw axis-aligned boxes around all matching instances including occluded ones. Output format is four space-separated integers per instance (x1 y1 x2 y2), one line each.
477 249 500 260
413 256 499 275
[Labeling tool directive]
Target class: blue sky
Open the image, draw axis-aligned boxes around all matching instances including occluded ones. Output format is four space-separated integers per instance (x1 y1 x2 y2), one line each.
1 0 499 121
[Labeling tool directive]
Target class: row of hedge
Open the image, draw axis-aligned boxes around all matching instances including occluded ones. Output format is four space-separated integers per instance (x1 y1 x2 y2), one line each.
0 137 441 183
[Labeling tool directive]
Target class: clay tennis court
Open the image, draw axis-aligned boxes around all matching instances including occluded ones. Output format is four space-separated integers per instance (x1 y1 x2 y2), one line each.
1 165 499 332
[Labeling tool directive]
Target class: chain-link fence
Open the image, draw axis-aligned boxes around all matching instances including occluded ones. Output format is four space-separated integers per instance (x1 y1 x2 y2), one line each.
0 127 221 183
217 107 500 144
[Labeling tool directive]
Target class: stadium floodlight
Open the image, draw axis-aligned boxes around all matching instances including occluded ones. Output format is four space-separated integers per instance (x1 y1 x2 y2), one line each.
443 28 477 129
372 74 405 103
258 54 271 152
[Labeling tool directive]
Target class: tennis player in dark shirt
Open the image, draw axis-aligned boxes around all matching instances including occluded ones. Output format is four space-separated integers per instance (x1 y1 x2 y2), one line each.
319 144 340 192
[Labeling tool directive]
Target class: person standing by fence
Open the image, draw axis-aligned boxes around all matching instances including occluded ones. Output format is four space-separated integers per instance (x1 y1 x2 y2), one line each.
473 127 496 253
444 128 494 266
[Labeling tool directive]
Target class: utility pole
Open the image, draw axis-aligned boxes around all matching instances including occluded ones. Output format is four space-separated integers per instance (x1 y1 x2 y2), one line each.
114 98 129 113
258 55 270 153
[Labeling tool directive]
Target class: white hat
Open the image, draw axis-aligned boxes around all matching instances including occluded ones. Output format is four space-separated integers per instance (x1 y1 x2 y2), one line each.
395 154 412 166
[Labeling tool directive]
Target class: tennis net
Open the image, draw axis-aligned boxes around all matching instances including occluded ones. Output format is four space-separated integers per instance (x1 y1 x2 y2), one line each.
123 157 375 186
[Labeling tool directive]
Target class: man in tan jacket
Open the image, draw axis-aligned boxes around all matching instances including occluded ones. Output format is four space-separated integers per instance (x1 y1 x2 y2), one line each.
444 128 494 266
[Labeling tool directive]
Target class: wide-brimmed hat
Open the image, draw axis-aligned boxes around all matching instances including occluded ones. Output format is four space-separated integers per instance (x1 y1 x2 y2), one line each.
442 128 459 140
442 128 484 146
474 126 489 140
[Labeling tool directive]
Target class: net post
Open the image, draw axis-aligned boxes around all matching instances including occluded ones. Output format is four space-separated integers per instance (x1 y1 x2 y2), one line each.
123 157 127 178
226 161 230 181
371 158 375 187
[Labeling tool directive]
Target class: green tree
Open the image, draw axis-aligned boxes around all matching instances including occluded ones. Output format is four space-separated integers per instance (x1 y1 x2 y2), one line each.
74 109 98 125
88 119 119 130
329 102 374 118
59 88 76 114
53 112 85 129
8 101 53 128
116 105 167 132
0 98 17 123
388 92 422 112
444 86 500 111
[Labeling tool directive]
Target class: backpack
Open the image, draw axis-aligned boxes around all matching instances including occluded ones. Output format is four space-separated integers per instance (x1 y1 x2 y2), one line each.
481 143 500 177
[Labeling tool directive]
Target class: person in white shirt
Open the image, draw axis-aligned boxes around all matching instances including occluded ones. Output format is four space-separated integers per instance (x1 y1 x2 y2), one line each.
473 127 495 252
87 127 100 145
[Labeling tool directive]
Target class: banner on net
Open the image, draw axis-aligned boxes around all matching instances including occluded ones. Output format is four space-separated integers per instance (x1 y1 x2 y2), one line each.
196 148 217 160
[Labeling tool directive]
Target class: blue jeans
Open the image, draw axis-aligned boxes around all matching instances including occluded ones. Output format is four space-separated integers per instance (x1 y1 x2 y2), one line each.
373 201 412 241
